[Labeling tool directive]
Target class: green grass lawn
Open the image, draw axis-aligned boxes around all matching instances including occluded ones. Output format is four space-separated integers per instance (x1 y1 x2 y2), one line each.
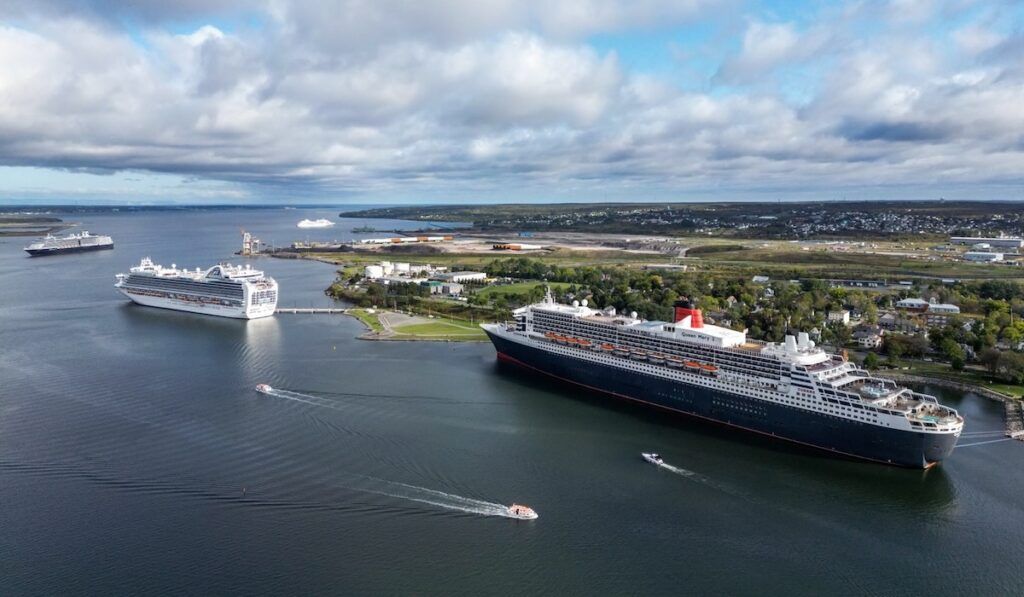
392 318 488 341
348 308 384 333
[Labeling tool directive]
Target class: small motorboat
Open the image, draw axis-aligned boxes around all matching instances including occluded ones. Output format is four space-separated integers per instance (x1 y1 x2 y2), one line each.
507 504 538 520
255 384 273 394
642 452 664 465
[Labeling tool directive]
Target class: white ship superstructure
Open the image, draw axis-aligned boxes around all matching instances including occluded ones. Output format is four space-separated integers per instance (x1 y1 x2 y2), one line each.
482 292 964 467
115 258 278 319
25 231 114 256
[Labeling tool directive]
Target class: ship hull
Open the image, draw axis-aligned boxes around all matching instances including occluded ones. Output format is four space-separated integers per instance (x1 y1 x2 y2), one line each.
117 288 274 319
25 243 114 256
485 329 957 468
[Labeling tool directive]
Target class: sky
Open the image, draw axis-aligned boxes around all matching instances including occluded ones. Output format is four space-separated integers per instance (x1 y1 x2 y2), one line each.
0 0 1022 205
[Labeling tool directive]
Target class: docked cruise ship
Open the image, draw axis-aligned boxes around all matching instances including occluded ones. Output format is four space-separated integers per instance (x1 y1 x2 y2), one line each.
24 231 113 256
115 258 278 319
482 293 963 468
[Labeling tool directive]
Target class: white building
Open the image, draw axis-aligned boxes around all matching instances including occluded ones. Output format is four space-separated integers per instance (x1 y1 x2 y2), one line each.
964 252 1004 263
827 310 850 325
364 265 385 279
950 236 1023 249
895 298 929 310
435 271 487 283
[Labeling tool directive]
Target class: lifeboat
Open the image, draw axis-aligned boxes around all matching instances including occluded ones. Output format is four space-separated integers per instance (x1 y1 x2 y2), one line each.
630 349 648 361
577 339 592 347
613 346 630 356
601 343 615 352
544 331 557 339
700 364 719 375
507 504 538 520
554 335 567 344
684 361 701 370
666 356 683 368
649 353 666 364
565 337 578 346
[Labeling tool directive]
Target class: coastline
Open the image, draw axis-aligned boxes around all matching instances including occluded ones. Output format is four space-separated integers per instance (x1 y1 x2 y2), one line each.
875 371 1017 403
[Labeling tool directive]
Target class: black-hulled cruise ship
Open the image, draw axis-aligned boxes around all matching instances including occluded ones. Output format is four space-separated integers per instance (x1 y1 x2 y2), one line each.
24 231 113 256
482 292 963 468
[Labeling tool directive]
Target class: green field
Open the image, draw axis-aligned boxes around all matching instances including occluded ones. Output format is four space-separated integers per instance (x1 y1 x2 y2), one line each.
392 319 488 341
348 308 385 333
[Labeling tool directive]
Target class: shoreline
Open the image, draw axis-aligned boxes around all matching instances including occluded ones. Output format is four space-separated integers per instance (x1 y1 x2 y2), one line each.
875 371 1017 403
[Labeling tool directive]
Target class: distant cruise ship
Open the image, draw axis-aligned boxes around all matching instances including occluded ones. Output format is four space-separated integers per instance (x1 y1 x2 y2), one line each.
115 258 278 319
24 231 113 256
297 218 335 229
483 292 964 468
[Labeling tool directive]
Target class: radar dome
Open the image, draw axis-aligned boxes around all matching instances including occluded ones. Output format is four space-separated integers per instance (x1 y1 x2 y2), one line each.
581 299 588 307
630 311 638 319
572 300 580 307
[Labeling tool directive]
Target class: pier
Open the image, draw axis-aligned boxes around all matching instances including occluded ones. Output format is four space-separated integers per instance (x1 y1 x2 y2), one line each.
1006 400 1024 441
275 307 349 314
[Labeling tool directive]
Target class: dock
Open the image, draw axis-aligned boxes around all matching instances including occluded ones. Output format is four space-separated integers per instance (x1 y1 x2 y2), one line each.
275 307 349 314
1006 400 1024 441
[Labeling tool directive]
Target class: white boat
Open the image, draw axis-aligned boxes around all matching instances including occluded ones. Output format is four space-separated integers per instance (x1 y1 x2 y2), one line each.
506 504 538 520
255 384 273 394
642 452 664 465
114 258 278 319
297 218 335 229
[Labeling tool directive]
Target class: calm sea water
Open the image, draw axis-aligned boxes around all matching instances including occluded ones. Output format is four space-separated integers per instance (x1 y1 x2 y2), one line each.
1 208 1022 595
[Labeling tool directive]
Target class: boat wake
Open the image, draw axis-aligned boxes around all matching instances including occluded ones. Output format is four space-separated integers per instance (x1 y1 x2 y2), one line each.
652 459 745 499
360 478 518 518
259 388 346 413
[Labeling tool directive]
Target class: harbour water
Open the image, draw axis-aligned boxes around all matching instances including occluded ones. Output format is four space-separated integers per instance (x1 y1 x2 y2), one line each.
1 208 1023 594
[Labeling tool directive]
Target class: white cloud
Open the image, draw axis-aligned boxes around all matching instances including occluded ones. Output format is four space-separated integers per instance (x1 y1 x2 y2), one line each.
0 0 1022 201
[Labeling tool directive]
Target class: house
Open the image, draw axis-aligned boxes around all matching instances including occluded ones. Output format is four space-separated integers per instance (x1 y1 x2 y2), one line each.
751 275 770 283
827 310 850 325
878 312 898 329
851 331 884 350
763 287 775 298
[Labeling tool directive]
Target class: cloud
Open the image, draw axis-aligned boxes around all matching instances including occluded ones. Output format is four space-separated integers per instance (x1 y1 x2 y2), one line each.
0 0 1022 202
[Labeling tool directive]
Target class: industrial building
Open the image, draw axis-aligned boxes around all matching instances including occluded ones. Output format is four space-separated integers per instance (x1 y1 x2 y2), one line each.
963 252 1004 263
950 237 1023 249
433 271 487 283
492 243 543 251
358 235 454 245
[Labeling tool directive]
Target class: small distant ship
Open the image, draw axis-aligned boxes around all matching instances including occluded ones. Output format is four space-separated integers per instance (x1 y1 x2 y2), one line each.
352 225 378 233
255 384 273 394
24 231 113 256
115 258 278 319
642 453 664 465
506 504 538 520
297 218 335 229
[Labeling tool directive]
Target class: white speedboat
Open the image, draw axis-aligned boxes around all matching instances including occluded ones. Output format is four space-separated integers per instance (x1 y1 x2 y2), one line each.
296 218 335 229
255 384 273 394
506 504 538 520
642 452 664 465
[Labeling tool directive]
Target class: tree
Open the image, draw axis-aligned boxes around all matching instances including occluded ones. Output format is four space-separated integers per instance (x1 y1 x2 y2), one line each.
863 352 880 370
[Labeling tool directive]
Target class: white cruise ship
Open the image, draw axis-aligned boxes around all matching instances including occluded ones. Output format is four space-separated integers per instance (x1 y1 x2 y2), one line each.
297 218 334 228
115 258 278 319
